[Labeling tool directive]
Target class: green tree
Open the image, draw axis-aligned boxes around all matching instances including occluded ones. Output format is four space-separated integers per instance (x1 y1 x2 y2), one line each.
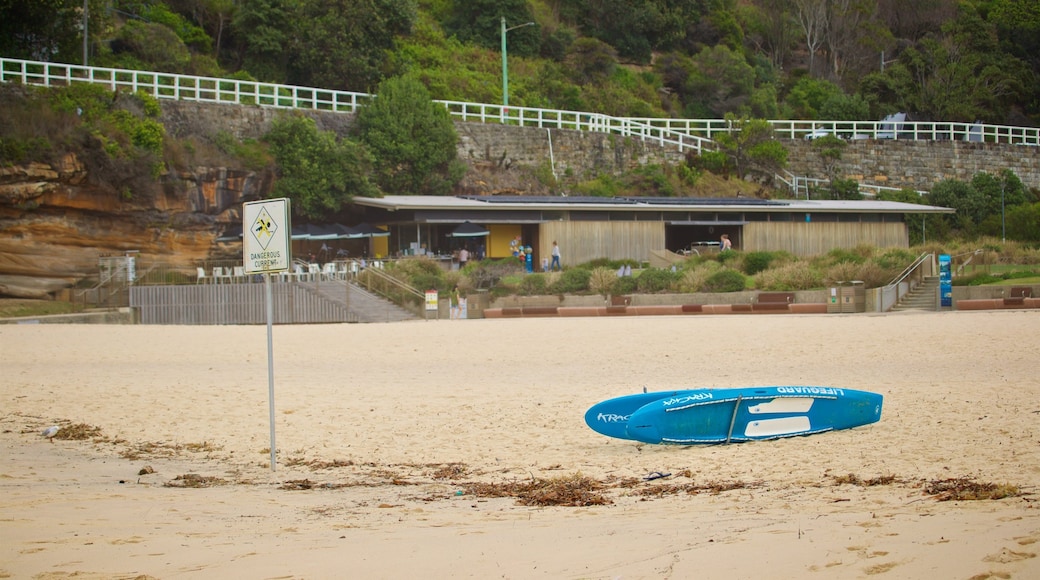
785 77 843 119
683 45 755 117
559 0 667 64
229 0 293 82
878 187 945 245
818 92 870 120
1002 202 1040 242
443 0 540 57
0 0 109 62
741 0 797 71
714 114 788 180
266 114 378 220
289 0 416 92
565 38 618 85
109 21 193 73
876 7 1027 122
927 178 987 235
354 76 466 196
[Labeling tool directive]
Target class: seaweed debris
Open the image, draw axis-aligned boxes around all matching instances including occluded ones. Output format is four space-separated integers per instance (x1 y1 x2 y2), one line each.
463 473 611 506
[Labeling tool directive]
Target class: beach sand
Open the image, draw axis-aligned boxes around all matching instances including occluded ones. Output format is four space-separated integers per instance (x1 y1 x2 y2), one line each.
1 311 1038 579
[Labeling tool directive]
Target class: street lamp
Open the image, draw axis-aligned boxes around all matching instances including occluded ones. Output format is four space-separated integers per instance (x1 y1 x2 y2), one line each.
501 17 534 121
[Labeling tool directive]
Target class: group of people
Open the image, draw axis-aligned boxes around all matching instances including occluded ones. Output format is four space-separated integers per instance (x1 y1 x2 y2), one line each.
509 237 562 273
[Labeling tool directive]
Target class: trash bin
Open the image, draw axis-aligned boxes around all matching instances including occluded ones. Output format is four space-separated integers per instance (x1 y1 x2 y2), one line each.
827 283 843 313
840 281 865 313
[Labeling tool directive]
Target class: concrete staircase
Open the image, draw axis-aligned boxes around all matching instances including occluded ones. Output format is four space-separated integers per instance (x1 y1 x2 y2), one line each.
891 276 940 312
346 283 420 323
301 279 418 323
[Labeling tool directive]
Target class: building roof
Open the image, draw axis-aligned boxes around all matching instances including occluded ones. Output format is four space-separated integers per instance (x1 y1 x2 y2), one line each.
353 195 955 215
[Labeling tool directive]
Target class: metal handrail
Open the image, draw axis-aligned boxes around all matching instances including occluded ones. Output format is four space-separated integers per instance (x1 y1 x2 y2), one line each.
887 252 932 288
356 266 425 316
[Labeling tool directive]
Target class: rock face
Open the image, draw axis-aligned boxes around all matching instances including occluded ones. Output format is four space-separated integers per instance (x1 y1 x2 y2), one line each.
0 151 271 298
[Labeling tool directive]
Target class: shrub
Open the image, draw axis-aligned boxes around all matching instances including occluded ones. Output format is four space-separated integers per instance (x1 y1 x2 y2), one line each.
588 267 618 296
519 274 550 295
614 275 639 294
636 267 680 293
823 261 862 286
825 245 873 264
468 258 523 289
754 262 823 291
552 268 592 293
701 269 746 292
741 251 776 275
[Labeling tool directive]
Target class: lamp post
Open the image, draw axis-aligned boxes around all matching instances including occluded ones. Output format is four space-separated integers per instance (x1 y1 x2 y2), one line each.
501 17 534 122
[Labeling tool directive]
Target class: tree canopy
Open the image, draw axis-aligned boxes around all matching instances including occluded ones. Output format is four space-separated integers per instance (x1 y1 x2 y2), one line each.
6 0 1040 125
354 75 465 196
265 114 378 219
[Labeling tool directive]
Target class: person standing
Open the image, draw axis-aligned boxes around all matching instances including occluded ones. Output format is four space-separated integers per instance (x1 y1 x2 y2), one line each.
551 241 561 271
720 234 732 251
458 246 469 269
449 284 460 320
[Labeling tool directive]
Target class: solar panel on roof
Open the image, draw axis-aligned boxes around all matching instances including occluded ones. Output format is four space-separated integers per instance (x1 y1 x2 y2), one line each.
455 195 789 207
618 196 788 206
456 195 638 205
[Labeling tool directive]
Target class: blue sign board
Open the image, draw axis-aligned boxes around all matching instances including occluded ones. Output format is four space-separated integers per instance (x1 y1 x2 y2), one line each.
939 254 952 307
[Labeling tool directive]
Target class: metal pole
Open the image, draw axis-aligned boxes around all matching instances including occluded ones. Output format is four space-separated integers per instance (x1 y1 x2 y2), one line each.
501 16 508 116
501 18 534 123
265 273 276 472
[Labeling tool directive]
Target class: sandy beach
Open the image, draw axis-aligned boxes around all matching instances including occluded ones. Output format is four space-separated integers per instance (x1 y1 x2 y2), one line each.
2 310 1038 579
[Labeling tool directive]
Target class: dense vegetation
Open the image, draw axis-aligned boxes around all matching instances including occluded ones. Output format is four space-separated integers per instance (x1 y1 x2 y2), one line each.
3 0 1038 125
374 238 1040 299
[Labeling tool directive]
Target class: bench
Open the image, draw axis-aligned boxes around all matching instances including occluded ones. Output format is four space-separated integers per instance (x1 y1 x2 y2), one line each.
1004 286 1033 307
754 292 795 311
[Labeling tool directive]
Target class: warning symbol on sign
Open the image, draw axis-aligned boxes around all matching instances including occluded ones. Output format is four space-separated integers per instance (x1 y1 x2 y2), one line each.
251 207 278 250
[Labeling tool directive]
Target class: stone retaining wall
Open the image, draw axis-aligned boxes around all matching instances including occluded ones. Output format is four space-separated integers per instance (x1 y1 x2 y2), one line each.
160 100 1039 194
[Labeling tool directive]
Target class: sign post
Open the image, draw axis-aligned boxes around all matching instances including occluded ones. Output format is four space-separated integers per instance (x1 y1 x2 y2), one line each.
425 289 439 320
243 198 291 472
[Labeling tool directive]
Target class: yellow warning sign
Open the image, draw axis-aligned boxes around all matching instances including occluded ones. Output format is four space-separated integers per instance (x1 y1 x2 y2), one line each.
251 207 278 250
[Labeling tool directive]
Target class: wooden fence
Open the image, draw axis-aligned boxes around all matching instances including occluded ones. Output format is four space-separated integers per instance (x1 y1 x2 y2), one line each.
743 222 908 256
131 281 356 325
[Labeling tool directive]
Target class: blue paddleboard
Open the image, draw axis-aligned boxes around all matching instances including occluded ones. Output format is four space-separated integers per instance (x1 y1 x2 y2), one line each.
625 386 883 444
584 390 691 440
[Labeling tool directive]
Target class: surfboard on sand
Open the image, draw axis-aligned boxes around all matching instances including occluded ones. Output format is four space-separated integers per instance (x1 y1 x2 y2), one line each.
583 390 690 440
624 386 883 444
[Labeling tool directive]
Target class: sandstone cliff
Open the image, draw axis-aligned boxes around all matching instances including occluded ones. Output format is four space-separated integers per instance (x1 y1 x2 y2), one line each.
0 152 271 298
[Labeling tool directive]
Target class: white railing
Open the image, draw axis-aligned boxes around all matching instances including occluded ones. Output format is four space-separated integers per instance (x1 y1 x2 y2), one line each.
626 118 1040 146
3 57 1037 151
0 57 372 112
0 57 713 155
776 170 930 199
438 99 714 154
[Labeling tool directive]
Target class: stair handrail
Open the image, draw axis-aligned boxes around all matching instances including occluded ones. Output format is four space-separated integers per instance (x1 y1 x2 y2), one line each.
356 266 425 316
886 252 932 288
880 252 934 312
